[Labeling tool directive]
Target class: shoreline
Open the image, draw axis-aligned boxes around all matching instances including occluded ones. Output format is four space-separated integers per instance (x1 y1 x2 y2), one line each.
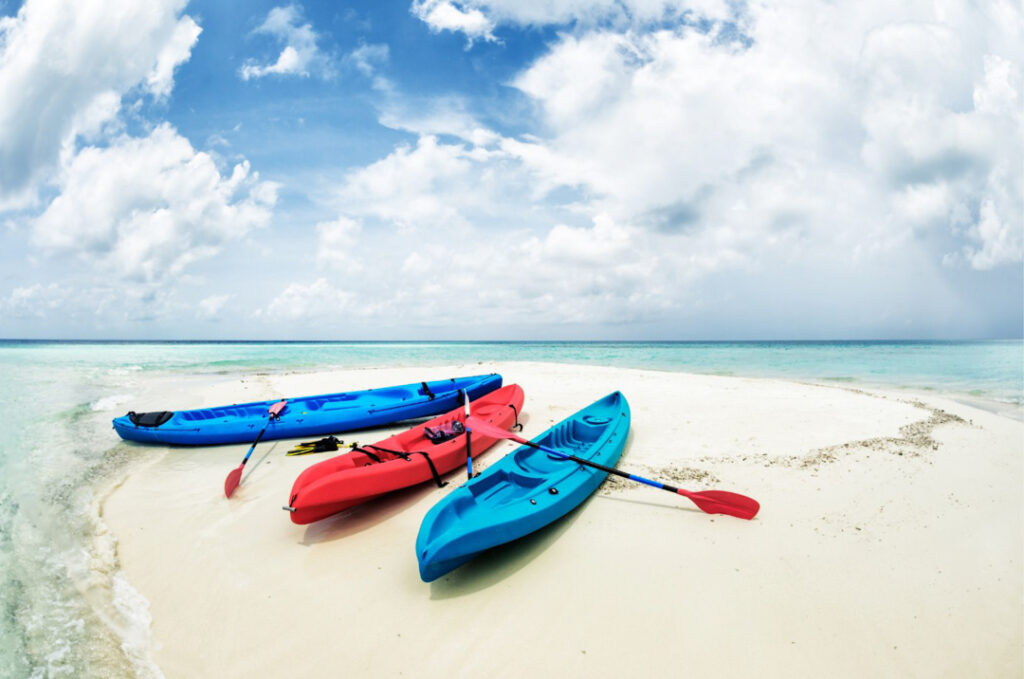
100 362 1023 678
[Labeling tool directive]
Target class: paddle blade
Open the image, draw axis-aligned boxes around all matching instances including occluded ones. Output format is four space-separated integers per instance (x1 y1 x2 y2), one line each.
268 399 287 417
224 466 243 498
678 489 760 520
465 416 527 444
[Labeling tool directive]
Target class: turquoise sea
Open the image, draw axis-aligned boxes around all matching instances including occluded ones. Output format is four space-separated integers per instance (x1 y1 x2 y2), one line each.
0 340 1021 677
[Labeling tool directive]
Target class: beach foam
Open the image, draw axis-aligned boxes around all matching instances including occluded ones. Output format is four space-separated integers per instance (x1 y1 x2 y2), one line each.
90 394 135 412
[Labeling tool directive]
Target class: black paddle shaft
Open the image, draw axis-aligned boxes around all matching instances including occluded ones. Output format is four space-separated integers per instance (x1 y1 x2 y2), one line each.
240 424 270 468
518 439 675 493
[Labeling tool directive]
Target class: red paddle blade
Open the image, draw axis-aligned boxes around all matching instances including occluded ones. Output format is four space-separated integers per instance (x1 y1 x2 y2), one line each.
466 416 527 444
678 489 760 520
224 466 243 498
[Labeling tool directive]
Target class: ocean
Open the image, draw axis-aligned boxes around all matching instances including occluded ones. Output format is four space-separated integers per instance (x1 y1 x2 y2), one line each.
0 339 1020 677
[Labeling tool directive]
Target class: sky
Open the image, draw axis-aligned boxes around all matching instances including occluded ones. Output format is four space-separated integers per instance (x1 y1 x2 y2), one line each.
0 0 1021 340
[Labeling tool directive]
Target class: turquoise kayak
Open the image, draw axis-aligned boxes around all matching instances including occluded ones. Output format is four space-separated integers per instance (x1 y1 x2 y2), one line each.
416 391 629 582
113 374 503 445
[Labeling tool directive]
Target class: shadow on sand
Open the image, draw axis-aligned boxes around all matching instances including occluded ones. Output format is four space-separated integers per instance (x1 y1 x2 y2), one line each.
426 496 590 600
239 441 280 484
597 492 704 515
298 482 437 545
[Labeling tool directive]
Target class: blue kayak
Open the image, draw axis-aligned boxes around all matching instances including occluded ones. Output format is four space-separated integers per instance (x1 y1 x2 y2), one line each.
416 391 629 582
112 374 503 445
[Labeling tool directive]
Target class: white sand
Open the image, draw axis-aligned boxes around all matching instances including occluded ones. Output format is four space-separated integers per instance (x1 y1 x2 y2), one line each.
102 363 1024 678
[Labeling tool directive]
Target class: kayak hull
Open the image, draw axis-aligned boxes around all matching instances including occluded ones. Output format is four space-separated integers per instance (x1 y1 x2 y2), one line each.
112 374 502 446
287 384 525 524
416 391 629 582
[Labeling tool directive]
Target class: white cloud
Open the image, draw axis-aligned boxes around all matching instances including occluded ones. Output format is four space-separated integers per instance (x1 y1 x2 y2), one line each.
378 97 500 146
315 216 361 267
411 0 497 45
409 0 735 39
0 0 201 209
346 43 393 92
500 1 1023 272
262 278 357 321
962 197 1021 270
321 131 695 325
146 15 202 99
30 124 278 285
338 0 1021 331
197 294 232 320
239 5 331 80
0 283 72 319
540 214 632 266
334 135 502 232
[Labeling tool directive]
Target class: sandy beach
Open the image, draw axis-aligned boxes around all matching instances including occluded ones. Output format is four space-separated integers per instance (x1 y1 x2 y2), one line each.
101 362 1023 678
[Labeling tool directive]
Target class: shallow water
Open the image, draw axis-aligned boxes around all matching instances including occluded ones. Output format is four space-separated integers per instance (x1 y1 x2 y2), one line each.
0 340 1019 677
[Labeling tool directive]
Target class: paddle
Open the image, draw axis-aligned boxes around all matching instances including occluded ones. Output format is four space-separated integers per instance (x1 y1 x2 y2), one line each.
462 389 473 479
224 399 287 498
466 416 760 520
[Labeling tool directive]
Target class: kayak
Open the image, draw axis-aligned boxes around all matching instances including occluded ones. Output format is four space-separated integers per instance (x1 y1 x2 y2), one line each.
285 384 525 524
416 391 629 582
112 374 503 445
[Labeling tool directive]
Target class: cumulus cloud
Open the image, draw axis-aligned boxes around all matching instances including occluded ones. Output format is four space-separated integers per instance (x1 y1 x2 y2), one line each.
147 15 202 98
315 216 361 268
500 1 1022 274
411 0 497 45
197 294 232 320
333 135 525 232
0 0 201 209
239 5 332 80
30 124 278 284
352 0 1021 330
262 278 357 320
0 283 72 319
410 0 733 39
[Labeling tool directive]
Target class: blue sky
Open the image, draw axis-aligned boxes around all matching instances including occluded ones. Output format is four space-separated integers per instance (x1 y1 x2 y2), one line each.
0 0 1021 340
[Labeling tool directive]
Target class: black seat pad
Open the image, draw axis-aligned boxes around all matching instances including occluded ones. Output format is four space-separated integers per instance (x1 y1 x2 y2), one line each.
127 410 174 427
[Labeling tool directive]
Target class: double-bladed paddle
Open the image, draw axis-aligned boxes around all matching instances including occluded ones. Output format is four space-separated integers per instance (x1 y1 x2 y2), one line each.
466 416 760 520
224 399 287 498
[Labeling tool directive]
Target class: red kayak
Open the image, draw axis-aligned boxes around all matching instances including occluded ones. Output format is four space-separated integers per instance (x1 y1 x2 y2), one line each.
285 384 525 524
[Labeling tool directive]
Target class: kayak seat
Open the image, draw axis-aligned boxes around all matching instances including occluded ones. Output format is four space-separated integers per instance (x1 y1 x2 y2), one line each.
569 417 609 443
510 418 607 474
467 470 508 500
548 423 597 452
127 410 174 427
370 387 416 399
468 469 541 506
320 401 361 411
471 403 503 419
513 448 570 475
307 394 359 411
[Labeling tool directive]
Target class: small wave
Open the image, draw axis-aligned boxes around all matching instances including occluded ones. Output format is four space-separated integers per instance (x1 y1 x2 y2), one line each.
108 366 143 376
90 395 134 412
112 572 164 679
